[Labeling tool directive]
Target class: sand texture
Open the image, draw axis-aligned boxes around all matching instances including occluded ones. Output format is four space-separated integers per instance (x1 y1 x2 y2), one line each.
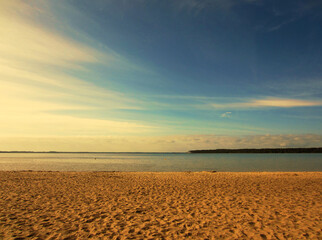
0 172 321 239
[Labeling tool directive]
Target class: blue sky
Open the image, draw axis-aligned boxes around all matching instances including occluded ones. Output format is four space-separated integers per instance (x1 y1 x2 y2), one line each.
0 0 321 151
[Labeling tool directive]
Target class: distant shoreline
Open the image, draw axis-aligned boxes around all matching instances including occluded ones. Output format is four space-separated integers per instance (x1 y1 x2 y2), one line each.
0 147 321 154
189 147 322 153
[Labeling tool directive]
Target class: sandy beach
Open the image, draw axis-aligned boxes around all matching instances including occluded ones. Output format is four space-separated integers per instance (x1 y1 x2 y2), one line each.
0 172 321 239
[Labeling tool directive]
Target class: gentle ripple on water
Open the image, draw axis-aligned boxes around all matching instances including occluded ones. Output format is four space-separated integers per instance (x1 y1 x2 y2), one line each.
0 153 321 171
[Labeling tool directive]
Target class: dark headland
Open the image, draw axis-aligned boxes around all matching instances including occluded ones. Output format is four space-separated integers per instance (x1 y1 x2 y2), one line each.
189 147 322 153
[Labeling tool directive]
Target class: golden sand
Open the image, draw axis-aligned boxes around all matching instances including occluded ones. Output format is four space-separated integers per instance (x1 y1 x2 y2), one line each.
0 172 321 239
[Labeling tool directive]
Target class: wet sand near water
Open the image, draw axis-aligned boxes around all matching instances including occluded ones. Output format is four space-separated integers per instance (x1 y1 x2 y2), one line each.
0 171 321 239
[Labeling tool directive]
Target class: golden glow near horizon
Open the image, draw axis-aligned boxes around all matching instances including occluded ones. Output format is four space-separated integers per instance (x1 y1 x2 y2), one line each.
0 134 321 152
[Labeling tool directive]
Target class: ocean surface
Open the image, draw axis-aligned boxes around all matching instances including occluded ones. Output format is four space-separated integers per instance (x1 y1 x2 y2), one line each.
0 153 321 172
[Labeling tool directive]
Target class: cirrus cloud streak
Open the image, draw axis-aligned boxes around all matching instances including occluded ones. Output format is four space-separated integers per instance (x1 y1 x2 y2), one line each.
211 97 322 109
0 0 154 137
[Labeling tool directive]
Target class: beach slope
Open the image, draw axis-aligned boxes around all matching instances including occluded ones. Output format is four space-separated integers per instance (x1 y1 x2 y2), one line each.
0 172 321 239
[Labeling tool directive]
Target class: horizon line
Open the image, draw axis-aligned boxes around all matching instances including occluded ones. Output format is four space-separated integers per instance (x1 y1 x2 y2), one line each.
1 147 321 154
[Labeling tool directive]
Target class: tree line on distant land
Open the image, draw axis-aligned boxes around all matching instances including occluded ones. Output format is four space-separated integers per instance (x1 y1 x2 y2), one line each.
189 148 322 153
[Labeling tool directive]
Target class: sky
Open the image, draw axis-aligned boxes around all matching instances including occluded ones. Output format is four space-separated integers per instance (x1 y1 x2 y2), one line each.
0 0 321 151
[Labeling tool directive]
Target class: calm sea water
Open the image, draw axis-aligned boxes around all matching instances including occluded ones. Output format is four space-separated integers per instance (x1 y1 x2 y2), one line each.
0 153 321 172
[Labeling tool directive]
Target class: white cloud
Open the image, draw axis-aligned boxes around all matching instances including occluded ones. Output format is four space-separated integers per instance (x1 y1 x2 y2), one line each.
221 112 232 118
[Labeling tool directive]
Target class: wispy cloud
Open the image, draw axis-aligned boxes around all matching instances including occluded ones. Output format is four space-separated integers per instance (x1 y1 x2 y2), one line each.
153 95 322 110
267 17 297 32
0 0 154 136
261 79 322 98
211 97 322 109
174 0 211 14
0 2 107 68
172 0 260 14
0 113 156 137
